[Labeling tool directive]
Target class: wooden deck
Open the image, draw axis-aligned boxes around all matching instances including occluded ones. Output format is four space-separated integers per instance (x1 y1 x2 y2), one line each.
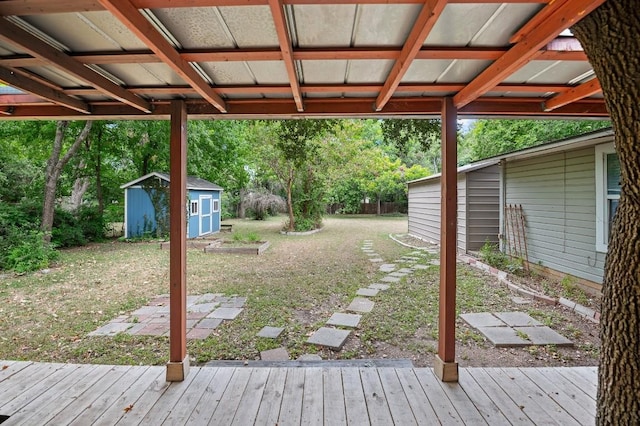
0 361 596 425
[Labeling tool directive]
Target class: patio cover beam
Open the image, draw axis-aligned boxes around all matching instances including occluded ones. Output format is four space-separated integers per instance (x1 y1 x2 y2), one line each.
268 0 304 112
374 0 447 111
0 65 90 113
167 100 189 382
453 0 606 108
0 17 151 113
0 47 586 68
436 96 458 382
543 78 602 112
0 0 552 15
97 0 228 113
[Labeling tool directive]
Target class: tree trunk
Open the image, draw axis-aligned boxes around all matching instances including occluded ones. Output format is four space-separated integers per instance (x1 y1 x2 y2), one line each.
286 169 295 231
238 188 246 218
573 2 640 424
41 121 93 242
69 160 90 211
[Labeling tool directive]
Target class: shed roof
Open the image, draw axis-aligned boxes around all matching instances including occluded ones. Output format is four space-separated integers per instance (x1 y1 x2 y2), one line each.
120 171 223 190
408 158 499 185
0 0 607 120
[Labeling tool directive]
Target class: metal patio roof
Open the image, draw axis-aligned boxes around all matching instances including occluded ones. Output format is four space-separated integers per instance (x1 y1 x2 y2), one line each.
0 0 607 120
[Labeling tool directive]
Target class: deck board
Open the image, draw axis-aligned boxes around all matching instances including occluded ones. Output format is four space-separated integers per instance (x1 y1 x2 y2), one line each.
0 361 598 425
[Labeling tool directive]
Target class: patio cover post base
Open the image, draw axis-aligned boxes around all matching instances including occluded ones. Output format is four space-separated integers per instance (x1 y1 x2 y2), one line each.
166 355 190 382
434 355 458 382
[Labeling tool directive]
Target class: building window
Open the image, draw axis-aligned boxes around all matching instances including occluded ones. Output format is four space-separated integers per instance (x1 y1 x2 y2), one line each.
190 200 198 215
595 143 621 252
212 199 220 213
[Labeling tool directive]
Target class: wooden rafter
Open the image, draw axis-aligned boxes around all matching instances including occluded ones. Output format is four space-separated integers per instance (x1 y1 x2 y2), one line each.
453 0 606 109
267 0 304 112
0 66 90 113
0 17 151 113
0 0 551 15
375 0 447 111
98 0 227 113
544 78 602 111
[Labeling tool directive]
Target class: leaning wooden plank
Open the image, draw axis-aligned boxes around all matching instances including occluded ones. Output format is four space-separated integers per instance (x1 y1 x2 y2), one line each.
0 362 64 405
341 367 369 425
186 367 235 424
47 365 133 425
359 368 394 425
377 368 417 426
464 368 534 425
394 368 439 423
524 368 595 424
556 367 597 400
277 368 305 426
253 367 287 425
161 367 219 425
300 368 323 426
231 368 271 425
413 369 465 424
134 367 198 425
208 368 253 425
0 364 76 415
9 364 103 425
0 361 32 383
492 368 580 425
322 367 347 426
429 370 488 425
457 369 510 426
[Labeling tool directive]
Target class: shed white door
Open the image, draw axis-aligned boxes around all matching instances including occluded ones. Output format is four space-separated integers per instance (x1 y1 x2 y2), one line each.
199 195 212 236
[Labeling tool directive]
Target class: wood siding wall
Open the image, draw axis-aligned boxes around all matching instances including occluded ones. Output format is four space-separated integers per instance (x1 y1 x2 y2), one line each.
408 166 500 253
504 147 606 284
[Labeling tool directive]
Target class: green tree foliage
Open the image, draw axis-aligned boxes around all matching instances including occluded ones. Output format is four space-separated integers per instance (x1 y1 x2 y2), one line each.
463 119 612 161
380 118 441 156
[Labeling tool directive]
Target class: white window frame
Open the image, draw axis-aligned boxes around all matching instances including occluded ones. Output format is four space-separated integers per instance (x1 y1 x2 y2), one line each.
190 200 199 216
212 199 220 213
595 142 620 252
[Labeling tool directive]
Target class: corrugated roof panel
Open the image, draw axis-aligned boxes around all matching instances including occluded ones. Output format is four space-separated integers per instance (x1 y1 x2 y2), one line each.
436 59 493 83
300 60 347 84
470 4 541 46
402 59 454 82
305 92 345 98
151 8 235 49
352 4 422 47
293 5 357 47
218 6 279 48
199 62 256 85
423 4 502 46
0 42 20 55
346 60 394 84
246 61 290 85
485 91 551 98
22 12 148 51
99 63 185 86
505 61 593 84
23 66 87 87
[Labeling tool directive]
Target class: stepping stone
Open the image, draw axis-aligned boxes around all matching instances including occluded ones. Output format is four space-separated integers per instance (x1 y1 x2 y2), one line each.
356 288 379 297
298 354 323 361
186 328 213 339
261 347 290 361
429 260 440 266
513 326 573 346
461 313 506 328
207 307 243 320
196 318 224 329
389 272 407 278
494 312 542 327
402 256 420 261
222 296 247 308
327 313 362 328
477 326 531 347
187 302 219 313
397 268 414 274
369 283 390 291
366 253 379 257
130 306 161 316
362 249 375 253
379 264 396 272
307 327 351 350
369 258 384 263
198 293 224 303
412 264 429 270
380 275 401 283
347 297 375 313
88 322 135 336
257 326 284 338
511 296 532 305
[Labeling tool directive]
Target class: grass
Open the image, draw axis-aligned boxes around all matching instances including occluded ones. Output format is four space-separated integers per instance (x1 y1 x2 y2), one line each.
0 214 600 368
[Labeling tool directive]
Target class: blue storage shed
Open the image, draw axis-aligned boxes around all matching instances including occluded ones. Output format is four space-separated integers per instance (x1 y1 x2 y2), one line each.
121 172 223 239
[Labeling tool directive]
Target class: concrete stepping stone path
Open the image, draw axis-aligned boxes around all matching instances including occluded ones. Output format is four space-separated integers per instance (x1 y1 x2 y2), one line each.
307 327 351 350
356 288 379 297
327 313 362 328
380 275 401 283
261 347 290 361
369 283 390 291
257 326 284 338
347 297 375 313
379 264 396 273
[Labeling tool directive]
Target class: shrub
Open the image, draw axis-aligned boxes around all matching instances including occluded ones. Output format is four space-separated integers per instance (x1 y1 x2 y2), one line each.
3 229 58 273
478 240 523 274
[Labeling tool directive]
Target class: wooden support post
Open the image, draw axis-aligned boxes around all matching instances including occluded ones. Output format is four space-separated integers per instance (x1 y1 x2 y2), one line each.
435 97 459 382
166 100 189 382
